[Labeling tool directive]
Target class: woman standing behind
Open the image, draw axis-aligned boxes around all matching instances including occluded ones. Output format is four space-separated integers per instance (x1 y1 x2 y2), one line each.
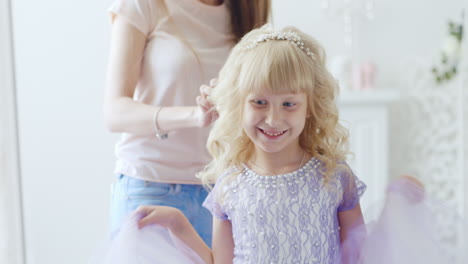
104 0 271 246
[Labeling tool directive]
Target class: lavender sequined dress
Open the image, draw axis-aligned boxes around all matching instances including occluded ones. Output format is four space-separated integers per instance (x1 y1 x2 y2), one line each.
203 158 366 264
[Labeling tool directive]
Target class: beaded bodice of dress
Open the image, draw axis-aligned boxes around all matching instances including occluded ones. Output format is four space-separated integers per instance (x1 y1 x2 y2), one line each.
217 157 360 264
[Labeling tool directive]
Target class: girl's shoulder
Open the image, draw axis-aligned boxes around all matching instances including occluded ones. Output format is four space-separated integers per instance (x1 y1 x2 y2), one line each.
311 159 363 187
334 161 366 197
335 160 354 176
219 166 243 181
301 157 349 176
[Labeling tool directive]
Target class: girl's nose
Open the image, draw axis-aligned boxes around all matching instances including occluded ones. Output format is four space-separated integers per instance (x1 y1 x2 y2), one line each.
265 107 282 127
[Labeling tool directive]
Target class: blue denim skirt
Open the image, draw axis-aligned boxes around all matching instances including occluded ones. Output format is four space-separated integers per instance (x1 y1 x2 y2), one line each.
110 174 212 247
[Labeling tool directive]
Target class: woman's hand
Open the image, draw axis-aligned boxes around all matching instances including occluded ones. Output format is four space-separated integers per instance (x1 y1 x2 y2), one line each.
387 175 425 203
195 78 219 127
136 205 184 230
136 205 213 264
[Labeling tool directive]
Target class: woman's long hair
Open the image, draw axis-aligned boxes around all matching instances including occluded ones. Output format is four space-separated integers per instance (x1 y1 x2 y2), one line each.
227 0 271 42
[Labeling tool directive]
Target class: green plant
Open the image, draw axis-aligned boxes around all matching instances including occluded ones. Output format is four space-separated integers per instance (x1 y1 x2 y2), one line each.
432 13 464 84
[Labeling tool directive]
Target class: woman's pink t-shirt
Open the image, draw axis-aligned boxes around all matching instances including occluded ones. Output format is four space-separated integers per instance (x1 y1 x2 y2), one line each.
109 0 234 184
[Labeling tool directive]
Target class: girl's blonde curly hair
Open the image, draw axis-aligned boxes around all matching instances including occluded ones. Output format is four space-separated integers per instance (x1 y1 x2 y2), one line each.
198 25 350 186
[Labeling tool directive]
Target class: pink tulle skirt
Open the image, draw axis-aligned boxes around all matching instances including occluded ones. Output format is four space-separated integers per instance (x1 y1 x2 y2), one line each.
89 213 205 264
91 178 467 264
342 177 468 264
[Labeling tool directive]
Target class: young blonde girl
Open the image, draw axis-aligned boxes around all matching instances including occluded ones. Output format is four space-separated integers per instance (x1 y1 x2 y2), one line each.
136 25 366 264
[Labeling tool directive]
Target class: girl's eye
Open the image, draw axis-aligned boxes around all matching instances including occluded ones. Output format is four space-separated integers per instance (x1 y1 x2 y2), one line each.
251 99 267 106
283 102 296 107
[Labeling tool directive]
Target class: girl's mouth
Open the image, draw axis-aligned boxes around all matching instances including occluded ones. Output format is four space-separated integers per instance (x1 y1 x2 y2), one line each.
258 128 287 138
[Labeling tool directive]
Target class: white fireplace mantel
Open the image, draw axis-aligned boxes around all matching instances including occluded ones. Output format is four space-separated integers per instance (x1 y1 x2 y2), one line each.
338 89 400 213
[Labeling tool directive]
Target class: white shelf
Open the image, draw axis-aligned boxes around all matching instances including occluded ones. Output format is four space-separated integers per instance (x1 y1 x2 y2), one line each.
338 89 400 105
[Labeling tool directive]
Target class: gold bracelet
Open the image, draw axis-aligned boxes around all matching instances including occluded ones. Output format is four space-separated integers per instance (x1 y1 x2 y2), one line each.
154 107 168 139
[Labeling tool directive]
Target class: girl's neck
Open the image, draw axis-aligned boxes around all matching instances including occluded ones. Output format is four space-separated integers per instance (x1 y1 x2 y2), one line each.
249 148 309 176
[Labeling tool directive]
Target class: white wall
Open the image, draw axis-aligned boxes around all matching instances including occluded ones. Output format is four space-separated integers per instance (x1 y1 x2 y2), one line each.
10 0 466 263
0 0 24 262
272 0 465 88
11 0 118 263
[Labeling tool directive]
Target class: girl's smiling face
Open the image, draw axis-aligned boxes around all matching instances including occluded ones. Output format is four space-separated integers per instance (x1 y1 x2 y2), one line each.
242 90 308 157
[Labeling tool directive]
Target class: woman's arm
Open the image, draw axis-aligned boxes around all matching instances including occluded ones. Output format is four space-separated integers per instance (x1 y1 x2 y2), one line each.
137 206 234 264
104 16 214 135
137 206 213 264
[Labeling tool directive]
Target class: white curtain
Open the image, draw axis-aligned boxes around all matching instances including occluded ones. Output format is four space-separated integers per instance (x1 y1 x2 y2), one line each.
0 0 25 263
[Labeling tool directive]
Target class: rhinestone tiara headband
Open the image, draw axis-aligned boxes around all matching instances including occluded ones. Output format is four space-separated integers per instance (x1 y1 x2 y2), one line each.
242 30 315 58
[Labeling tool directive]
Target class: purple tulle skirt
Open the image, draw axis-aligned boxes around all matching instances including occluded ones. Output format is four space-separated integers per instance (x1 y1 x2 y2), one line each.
91 177 467 264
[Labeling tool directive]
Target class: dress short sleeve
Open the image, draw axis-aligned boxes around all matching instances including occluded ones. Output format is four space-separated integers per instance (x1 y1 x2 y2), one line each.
337 163 366 212
108 0 163 35
202 171 232 221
